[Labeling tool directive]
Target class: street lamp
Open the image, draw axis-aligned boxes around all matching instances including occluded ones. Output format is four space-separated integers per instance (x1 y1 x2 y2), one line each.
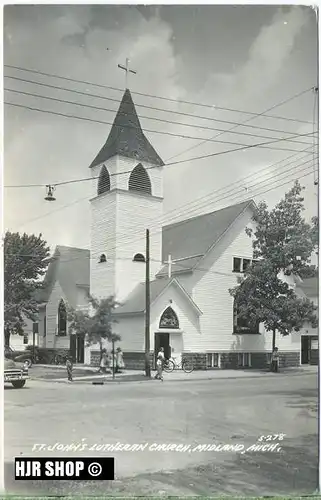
45 185 56 201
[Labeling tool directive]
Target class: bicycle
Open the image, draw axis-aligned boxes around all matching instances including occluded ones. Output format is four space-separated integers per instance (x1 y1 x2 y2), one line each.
50 353 67 365
163 356 194 374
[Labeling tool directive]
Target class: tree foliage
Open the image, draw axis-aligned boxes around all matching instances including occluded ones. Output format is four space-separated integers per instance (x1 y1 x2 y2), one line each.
68 295 120 352
245 181 318 275
230 182 318 349
230 260 317 340
4 231 50 346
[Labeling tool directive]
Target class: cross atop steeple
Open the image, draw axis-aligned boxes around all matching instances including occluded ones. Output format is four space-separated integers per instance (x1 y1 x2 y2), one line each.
117 58 137 89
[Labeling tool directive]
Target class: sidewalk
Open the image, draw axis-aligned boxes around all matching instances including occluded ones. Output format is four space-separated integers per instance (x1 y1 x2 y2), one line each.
35 364 97 371
32 364 317 384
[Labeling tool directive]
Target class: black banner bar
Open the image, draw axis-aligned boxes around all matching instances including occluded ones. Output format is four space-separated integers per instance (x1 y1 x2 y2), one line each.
15 457 114 480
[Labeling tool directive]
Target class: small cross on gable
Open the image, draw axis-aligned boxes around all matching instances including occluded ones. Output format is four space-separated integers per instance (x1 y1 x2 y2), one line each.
164 254 174 279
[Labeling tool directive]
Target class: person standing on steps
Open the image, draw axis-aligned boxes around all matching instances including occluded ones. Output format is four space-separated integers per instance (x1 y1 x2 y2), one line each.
155 347 164 381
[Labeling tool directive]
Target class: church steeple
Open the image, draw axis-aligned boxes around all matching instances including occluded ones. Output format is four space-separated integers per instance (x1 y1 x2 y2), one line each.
89 89 164 168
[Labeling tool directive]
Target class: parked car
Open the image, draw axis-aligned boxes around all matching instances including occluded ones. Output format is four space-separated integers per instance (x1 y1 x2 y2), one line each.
4 346 33 367
4 357 29 388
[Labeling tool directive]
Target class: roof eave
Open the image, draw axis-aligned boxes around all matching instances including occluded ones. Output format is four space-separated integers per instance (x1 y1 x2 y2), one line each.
171 279 203 315
112 310 145 317
90 150 164 169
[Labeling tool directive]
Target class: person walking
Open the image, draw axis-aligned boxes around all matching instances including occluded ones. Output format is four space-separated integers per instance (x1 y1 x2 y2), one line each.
66 356 73 382
271 347 279 373
109 349 117 375
155 347 164 381
116 347 125 373
99 349 108 373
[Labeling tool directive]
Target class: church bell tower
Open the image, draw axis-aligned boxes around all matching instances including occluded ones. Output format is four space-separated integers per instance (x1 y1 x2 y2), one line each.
89 88 164 303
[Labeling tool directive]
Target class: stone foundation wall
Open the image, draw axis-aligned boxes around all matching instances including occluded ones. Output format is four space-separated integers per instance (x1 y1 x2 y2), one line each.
278 351 300 368
122 352 154 370
89 350 154 370
184 351 300 370
310 350 318 365
90 351 101 367
89 350 301 370
183 352 207 370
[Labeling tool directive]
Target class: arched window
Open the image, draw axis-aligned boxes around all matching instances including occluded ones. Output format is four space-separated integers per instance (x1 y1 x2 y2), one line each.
159 306 179 329
97 165 110 195
128 163 152 195
58 299 67 336
99 254 107 263
133 253 145 262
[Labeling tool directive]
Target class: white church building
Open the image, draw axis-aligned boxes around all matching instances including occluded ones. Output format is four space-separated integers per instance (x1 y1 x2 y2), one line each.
35 88 318 370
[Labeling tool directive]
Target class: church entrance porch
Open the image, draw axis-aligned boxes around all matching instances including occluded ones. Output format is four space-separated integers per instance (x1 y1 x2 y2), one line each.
301 335 318 365
154 332 170 368
154 331 183 369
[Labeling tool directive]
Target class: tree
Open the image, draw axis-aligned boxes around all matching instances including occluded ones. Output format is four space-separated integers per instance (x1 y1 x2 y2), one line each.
230 260 318 350
230 182 318 351
4 231 50 346
68 295 120 358
245 181 318 275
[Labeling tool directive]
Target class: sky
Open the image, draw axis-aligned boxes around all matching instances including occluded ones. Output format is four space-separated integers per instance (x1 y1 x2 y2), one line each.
3 5 319 253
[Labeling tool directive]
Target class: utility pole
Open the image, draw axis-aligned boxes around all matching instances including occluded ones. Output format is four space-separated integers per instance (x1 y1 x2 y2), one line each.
32 322 38 361
145 229 151 378
312 86 319 188
112 337 115 380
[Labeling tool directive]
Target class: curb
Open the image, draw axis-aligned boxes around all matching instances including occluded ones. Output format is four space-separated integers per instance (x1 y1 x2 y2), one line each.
32 364 96 371
30 370 315 385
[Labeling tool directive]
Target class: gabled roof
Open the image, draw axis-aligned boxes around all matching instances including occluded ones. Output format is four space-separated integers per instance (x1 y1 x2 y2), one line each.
89 89 164 168
36 246 90 307
113 277 201 316
158 200 255 276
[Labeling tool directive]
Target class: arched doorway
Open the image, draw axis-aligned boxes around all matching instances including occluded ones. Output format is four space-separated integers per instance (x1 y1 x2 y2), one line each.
154 306 181 368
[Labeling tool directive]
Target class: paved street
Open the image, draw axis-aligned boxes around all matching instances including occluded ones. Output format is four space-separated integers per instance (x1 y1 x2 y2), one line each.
4 371 318 496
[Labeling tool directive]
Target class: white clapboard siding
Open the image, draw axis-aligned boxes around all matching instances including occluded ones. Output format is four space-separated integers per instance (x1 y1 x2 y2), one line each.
150 283 200 352
113 316 145 351
184 206 302 353
90 155 164 304
90 190 117 300
115 190 163 302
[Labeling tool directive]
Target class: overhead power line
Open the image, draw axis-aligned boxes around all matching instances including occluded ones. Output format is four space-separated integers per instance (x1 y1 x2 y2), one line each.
14 164 315 267
16 155 315 240
11 159 315 262
4 87 314 147
92 159 316 251
5 98 315 157
4 125 316 189
166 86 315 162
4 64 313 125
3 79 314 139
14 148 312 231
